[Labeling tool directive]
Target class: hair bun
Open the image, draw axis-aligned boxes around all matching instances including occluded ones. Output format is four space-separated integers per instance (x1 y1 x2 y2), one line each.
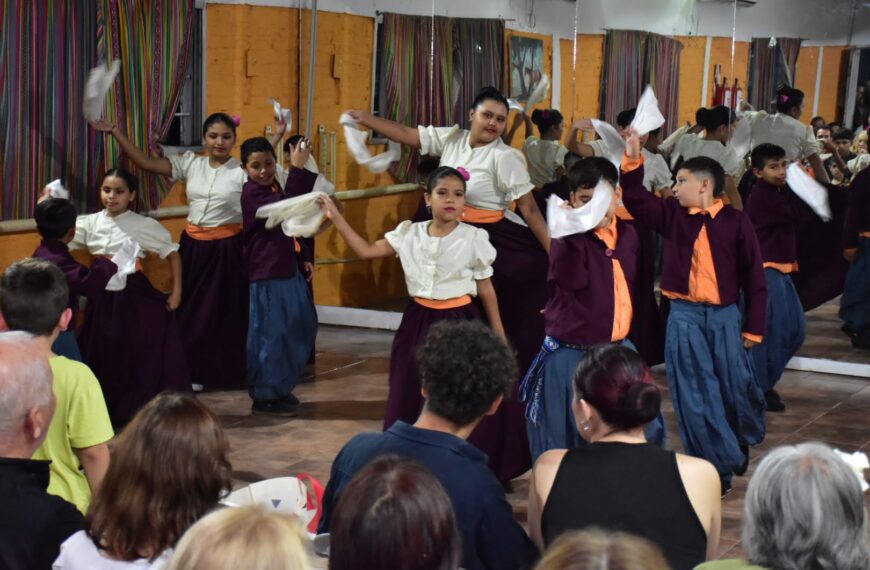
619 382 661 425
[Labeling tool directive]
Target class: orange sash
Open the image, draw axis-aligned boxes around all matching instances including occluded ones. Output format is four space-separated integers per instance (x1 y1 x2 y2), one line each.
861 232 870 238
763 261 799 273
185 223 242 241
461 205 505 224
413 295 472 310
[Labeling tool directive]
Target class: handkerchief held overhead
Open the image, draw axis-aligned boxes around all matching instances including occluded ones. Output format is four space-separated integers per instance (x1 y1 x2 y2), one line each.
547 180 614 239
46 179 69 199
339 113 401 173
106 238 142 292
256 191 330 238
591 119 625 171
785 162 832 222
83 60 121 122
630 85 666 136
270 98 293 129
505 73 550 114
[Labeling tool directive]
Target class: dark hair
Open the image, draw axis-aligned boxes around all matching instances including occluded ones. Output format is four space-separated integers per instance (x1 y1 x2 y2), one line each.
425 166 467 194
677 156 726 196
563 152 583 171
202 112 237 137
329 455 461 570
531 108 564 136
0 258 69 337
470 86 509 112
240 137 276 165
282 134 304 156
833 128 854 142
103 168 138 192
750 143 787 170
573 345 660 431
34 198 77 240
86 392 232 561
810 115 825 125
775 86 805 114
615 108 636 129
696 105 736 132
567 157 618 191
416 320 517 426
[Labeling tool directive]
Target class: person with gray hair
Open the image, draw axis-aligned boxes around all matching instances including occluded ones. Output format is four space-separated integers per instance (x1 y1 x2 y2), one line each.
697 442 870 570
0 332 83 570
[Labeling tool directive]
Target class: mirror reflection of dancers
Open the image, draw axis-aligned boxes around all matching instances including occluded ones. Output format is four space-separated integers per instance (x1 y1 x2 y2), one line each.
343 86 549 481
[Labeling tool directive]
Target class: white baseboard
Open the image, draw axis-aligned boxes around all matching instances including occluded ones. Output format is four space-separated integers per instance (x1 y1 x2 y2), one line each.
785 356 870 379
315 305 402 331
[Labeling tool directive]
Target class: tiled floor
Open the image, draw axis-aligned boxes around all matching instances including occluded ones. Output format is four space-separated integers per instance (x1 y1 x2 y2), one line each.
798 298 870 364
199 323 870 562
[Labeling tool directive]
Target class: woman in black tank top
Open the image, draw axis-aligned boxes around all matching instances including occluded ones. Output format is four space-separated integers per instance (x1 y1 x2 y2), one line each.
527 345 722 570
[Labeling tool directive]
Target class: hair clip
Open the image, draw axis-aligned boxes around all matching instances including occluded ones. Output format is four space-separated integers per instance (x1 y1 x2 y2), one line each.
456 166 471 181
231 115 242 127
778 94 789 103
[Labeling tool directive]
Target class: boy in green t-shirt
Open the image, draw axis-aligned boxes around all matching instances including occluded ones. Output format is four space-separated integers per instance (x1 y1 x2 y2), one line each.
0 258 113 513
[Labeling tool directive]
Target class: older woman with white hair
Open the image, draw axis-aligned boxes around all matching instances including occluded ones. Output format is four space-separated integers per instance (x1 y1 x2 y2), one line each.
697 442 870 570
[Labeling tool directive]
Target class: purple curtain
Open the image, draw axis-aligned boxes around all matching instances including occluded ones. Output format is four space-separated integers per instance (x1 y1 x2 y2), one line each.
749 37 802 112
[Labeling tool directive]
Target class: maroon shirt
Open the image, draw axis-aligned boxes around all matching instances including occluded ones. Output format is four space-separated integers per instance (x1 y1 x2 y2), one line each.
544 219 639 346
620 165 767 336
32 240 117 322
744 179 818 265
241 168 318 283
844 167 870 249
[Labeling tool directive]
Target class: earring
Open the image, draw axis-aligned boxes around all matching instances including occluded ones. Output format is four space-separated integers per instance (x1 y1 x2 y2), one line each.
581 421 591 432
426 204 432 213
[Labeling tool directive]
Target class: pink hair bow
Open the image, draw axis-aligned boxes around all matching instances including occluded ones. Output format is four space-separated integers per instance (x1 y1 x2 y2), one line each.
456 167 471 181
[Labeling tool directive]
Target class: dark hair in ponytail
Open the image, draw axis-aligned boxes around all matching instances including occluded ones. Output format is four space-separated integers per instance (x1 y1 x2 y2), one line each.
531 108 564 136
573 345 660 430
470 86 509 112
695 105 736 132
775 86 805 115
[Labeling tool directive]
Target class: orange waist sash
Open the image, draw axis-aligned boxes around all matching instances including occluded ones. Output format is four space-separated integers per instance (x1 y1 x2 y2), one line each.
861 232 870 238
186 223 243 240
413 295 472 310
763 261 799 273
461 205 505 224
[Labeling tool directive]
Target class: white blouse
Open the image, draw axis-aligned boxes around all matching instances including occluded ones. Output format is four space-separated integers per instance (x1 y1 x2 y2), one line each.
53 531 171 570
523 136 569 188
69 210 179 259
417 125 535 211
587 140 673 192
672 133 742 178
167 151 290 227
384 221 496 300
745 111 819 161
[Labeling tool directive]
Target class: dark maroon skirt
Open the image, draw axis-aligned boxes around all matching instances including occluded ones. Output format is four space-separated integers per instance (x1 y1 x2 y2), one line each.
79 272 191 427
383 300 480 429
627 222 665 366
176 231 248 390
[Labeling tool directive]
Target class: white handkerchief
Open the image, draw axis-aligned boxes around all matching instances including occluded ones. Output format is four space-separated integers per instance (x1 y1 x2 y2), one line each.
83 60 120 122
834 449 870 492
525 74 551 111
631 85 666 136
786 162 831 222
270 98 292 129
106 237 141 291
507 98 525 112
302 156 336 196
591 119 625 171
256 191 329 238
729 115 751 159
46 179 69 200
547 180 613 239
339 113 401 173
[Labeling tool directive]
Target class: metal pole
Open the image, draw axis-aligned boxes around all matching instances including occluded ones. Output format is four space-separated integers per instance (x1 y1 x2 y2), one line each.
305 0 318 139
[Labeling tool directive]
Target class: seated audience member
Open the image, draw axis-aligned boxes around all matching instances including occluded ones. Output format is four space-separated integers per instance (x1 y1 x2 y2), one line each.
53 393 232 569
0 332 83 570
848 131 870 175
166 506 310 570
816 125 850 183
328 455 460 570
528 345 720 570
534 528 671 570
1 258 113 513
697 442 870 570
319 320 537 570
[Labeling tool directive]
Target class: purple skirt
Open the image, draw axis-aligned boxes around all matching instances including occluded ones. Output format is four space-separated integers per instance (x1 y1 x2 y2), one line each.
79 272 191 426
176 231 248 390
383 299 480 429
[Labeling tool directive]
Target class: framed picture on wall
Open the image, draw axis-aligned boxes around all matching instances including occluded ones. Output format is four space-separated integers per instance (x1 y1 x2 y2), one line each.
509 35 545 101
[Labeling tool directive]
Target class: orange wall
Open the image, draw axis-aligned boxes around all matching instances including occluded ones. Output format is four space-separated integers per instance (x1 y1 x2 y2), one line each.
559 35 604 124
817 46 849 124
676 36 708 126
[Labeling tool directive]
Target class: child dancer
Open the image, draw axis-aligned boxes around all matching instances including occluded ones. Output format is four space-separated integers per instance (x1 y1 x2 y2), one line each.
520 157 664 460
92 113 287 391
744 144 821 410
504 108 569 190
621 133 767 495
318 166 503 430
241 137 318 416
32 197 118 361
70 168 190 426
841 166 870 350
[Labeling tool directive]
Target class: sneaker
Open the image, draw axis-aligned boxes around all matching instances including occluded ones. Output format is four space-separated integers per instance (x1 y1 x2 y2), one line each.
764 389 786 412
284 392 300 406
252 397 299 417
720 477 732 498
735 445 750 476
851 330 870 351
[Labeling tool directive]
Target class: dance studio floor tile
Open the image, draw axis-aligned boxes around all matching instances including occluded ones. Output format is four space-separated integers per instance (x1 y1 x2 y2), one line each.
197 324 870 562
799 298 870 364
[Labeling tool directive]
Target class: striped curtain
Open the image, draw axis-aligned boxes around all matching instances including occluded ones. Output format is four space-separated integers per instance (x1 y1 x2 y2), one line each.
749 37 802 112
0 1 100 220
100 0 195 211
600 30 683 136
381 13 504 182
